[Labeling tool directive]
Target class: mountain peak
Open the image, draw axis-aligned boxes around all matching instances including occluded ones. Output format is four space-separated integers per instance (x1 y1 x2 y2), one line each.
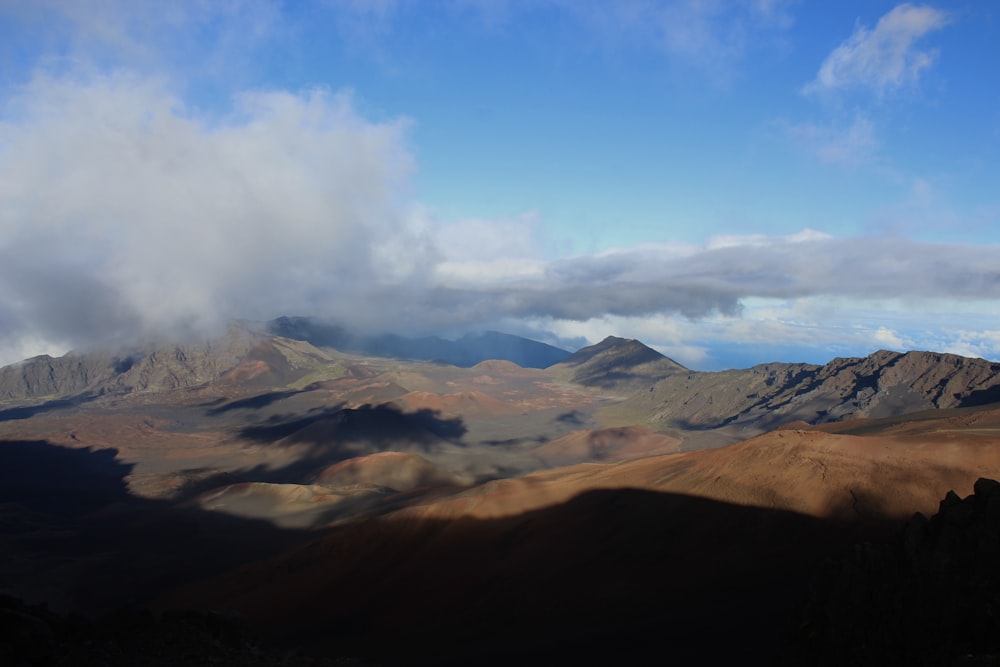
555 336 687 391
565 336 675 366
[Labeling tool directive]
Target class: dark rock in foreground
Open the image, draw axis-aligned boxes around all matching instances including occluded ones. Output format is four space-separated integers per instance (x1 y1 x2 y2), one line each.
781 478 1000 666
0 597 369 666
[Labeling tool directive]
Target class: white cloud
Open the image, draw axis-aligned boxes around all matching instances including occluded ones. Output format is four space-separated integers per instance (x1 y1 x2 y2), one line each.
787 115 879 166
0 72 422 355
3 78 999 374
705 228 833 250
934 329 1000 361
421 210 551 286
873 326 907 349
804 3 951 97
0 2 990 372
0 334 69 366
534 297 996 370
431 212 542 258
409 232 1000 330
2 1 283 84
500 0 799 85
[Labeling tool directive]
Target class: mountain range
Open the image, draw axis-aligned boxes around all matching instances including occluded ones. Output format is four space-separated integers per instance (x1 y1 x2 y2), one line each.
267 315 571 368
3 320 1000 664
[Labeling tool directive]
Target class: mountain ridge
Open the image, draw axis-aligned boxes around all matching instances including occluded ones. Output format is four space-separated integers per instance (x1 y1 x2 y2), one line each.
267 316 571 369
4 323 1000 442
5 325 1000 664
602 347 1000 436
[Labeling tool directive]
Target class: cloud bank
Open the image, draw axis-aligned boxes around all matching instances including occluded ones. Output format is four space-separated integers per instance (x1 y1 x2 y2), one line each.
1 71 998 367
0 73 423 354
419 232 1000 324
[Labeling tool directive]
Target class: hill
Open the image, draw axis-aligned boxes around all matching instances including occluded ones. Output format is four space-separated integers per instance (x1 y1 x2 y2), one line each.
552 335 687 392
159 404 1000 665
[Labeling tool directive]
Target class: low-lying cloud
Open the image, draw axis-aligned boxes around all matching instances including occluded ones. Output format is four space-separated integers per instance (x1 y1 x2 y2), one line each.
0 73 425 355
417 233 1000 327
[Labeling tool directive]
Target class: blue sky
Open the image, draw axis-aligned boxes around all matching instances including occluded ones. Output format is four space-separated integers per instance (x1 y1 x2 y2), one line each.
0 1 998 370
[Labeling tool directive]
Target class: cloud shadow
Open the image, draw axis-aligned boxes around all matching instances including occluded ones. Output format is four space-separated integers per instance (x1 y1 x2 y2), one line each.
204 389 310 415
237 403 467 449
0 394 94 422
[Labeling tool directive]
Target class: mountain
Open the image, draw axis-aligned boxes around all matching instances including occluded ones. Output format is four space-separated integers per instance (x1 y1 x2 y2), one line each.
0 325 341 402
0 325 252 402
601 349 1000 436
552 335 687 391
267 316 571 368
4 322 999 449
265 316 354 350
6 322 1000 664
5 326 1000 453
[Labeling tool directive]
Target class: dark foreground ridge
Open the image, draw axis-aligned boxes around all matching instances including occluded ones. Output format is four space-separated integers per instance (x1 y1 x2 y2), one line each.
780 478 1000 666
0 598 370 666
160 488 893 666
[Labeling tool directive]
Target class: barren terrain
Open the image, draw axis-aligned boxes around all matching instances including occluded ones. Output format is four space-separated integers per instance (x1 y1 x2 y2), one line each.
4 326 1000 664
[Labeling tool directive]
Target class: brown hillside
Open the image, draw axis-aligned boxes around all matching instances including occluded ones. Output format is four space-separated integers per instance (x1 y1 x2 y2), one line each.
315 451 467 491
531 425 681 467
160 406 1000 664
396 389 520 417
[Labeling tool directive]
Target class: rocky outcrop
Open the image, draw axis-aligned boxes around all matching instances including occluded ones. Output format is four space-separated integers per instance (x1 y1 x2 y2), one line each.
780 478 1000 666
0 597 359 665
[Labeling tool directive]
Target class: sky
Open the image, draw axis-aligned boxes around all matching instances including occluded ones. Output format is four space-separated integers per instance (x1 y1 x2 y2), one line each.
0 1 998 370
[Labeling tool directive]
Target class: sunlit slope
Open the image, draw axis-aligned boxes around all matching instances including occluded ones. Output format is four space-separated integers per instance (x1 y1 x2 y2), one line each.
601 349 1000 437
159 405 1000 665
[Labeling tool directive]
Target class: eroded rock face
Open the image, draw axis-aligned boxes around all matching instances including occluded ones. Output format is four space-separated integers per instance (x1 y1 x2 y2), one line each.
0 326 257 401
0 325 340 401
614 350 1000 433
780 478 1000 666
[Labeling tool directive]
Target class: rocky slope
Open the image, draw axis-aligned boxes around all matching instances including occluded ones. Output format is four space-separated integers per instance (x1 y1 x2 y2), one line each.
5 325 999 445
551 335 687 392
6 328 1000 665
0 326 336 401
601 348 1000 435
